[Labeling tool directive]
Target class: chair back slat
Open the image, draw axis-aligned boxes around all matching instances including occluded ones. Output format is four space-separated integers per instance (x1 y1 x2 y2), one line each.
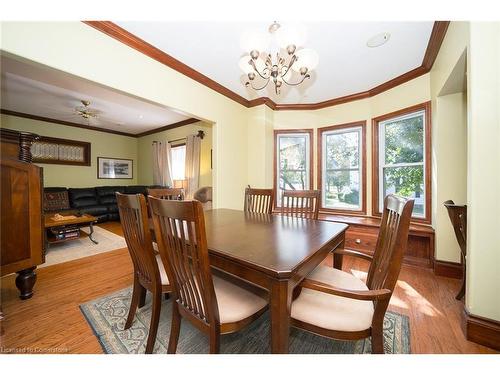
117 193 160 288
367 194 414 293
444 200 467 257
147 188 185 200
244 186 274 214
281 190 320 220
149 197 219 327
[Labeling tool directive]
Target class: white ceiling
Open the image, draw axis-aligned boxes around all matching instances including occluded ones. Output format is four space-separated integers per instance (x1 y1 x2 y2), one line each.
116 21 435 104
0 54 191 135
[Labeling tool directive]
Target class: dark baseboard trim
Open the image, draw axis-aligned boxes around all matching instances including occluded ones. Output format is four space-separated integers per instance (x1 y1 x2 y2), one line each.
463 308 500 351
434 259 463 279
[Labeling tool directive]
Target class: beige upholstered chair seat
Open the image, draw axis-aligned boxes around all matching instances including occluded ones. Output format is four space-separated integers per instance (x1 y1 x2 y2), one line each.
291 266 374 332
213 276 267 324
155 254 169 285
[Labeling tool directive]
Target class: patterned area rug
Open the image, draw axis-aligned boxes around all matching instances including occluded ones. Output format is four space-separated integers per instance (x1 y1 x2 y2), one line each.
41 226 127 268
81 287 410 354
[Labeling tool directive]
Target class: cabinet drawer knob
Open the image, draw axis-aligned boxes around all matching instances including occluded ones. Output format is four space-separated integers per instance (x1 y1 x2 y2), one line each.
355 239 361 244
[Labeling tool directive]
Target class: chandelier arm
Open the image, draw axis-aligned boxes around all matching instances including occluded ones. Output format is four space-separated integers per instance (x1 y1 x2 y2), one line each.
281 55 297 77
247 78 271 91
281 73 311 87
250 60 271 80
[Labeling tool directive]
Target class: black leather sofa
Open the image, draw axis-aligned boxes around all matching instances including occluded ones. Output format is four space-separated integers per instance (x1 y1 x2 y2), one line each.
44 185 165 222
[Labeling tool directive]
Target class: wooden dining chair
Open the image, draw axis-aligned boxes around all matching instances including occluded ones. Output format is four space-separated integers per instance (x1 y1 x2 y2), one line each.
149 197 268 354
244 186 274 214
444 200 467 300
281 189 321 220
116 192 172 354
147 187 185 200
290 194 414 353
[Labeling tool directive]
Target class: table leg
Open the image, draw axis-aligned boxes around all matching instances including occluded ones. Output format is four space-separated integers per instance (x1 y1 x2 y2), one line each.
88 222 98 244
333 236 345 270
270 279 292 353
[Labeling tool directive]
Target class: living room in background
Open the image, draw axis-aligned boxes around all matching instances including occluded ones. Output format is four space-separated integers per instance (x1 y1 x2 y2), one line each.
372 102 432 223
273 129 313 207
317 121 366 215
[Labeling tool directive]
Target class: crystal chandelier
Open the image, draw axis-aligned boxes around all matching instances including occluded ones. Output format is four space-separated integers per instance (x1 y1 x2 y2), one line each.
239 22 319 95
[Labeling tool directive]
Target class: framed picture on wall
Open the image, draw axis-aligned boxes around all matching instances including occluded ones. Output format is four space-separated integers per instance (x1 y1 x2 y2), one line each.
97 157 133 179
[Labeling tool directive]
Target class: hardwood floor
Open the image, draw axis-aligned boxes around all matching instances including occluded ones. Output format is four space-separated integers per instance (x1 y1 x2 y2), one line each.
0 221 496 354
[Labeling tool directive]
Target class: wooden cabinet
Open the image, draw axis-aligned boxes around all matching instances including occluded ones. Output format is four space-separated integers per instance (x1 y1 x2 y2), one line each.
320 214 435 268
1 129 44 299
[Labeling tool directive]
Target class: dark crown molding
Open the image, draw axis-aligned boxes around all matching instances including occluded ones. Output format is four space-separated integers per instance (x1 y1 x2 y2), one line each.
83 21 450 111
135 117 200 137
1 109 199 138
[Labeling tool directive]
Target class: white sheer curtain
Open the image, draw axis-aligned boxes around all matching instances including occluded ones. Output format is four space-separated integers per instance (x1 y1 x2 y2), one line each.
152 141 173 187
185 134 201 199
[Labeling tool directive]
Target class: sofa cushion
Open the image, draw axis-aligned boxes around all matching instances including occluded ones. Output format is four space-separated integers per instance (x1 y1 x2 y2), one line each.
95 186 125 205
106 204 118 213
125 185 148 195
68 188 98 208
44 187 70 212
78 205 108 217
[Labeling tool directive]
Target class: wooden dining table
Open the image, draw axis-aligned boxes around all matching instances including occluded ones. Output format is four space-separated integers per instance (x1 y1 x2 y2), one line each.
202 208 348 353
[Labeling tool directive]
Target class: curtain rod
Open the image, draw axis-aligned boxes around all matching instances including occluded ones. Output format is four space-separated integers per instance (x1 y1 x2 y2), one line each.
152 130 205 144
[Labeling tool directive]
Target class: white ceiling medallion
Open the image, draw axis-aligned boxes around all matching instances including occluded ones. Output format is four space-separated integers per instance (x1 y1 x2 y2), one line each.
367 32 391 48
239 21 319 95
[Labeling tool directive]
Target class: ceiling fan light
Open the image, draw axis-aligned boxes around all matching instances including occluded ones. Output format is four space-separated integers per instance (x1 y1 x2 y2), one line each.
292 48 319 72
275 24 307 49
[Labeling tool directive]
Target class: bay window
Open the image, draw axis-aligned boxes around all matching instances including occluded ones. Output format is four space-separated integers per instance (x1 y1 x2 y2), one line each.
372 102 431 222
318 122 366 213
274 129 313 207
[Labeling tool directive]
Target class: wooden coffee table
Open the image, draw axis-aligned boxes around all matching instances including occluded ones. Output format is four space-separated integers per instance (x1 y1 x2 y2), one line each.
44 213 98 248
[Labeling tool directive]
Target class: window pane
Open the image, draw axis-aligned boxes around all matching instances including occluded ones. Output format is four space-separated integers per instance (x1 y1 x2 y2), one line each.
279 136 306 170
324 170 360 210
383 165 425 216
279 170 307 191
326 131 359 169
171 145 186 180
384 113 424 164
277 134 309 205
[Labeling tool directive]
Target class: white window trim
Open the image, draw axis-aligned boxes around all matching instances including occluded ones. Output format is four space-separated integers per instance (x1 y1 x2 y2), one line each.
321 126 363 211
276 132 311 206
378 109 426 218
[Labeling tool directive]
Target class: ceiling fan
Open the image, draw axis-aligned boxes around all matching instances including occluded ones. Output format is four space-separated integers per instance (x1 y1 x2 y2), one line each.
75 100 98 123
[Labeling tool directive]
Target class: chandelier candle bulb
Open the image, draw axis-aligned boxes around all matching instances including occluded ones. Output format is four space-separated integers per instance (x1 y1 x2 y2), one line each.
292 48 319 72
238 56 254 74
275 24 307 49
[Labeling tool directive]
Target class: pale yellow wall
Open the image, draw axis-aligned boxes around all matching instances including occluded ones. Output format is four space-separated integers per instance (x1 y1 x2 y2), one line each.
137 121 213 188
465 22 500 320
1 22 248 209
432 93 467 263
246 105 274 188
0 114 138 187
429 22 470 263
271 73 431 216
